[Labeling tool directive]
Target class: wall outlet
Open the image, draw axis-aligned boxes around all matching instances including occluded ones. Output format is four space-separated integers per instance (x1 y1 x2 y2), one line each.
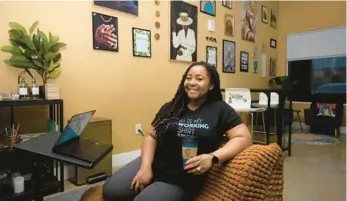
135 124 142 134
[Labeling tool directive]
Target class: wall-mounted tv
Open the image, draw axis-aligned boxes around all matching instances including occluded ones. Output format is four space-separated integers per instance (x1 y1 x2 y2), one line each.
288 56 346 102
311 56 346 94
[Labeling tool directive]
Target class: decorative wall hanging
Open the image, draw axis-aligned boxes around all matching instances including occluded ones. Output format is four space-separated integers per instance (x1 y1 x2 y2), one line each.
132 28 151 58
241 0 257 42
206 36 217 43
224 14 235 36
270 8 277 29
92 12 119 52
94 1 138 16
222 0 232 9
253 60 258 73
154 0 160 6
261 5 268 24
270 38 276 48
170 0 198 62
222 40 235 73
253 46 258 59
154 33 160 40
200 0 216 17
155 22 160 28
240 51 249 72
206 46 217 68
270 57 276 77
155 10 160 17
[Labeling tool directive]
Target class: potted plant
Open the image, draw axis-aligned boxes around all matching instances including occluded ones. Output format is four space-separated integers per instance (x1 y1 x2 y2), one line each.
1 21 66 98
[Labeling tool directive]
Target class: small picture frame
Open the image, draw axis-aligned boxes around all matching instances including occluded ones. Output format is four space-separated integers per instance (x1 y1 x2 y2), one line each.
200 0 216 17
270 57 276 77
270 38 276 48
261 5 268 24
224 14 235 36
132 28 151 58
222 0 232 9
240 51 249 72
206 46 217 68
222 40 235 73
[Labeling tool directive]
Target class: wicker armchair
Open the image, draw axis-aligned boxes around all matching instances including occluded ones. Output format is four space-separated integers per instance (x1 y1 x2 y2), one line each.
80 143 284 201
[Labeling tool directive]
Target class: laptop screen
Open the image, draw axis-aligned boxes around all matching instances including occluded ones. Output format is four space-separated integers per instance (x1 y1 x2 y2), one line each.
54 110 95 147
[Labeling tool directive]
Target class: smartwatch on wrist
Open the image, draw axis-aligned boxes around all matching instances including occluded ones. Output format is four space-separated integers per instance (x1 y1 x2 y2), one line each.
210 153 219 164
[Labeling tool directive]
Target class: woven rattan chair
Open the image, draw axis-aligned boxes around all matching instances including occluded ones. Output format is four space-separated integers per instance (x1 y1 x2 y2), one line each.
80 142 284 201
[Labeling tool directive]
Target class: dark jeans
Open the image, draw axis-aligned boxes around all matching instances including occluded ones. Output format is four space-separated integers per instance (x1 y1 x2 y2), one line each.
102 157 201 201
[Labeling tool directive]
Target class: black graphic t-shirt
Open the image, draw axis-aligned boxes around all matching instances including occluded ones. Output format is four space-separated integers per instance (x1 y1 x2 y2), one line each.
152 100 243 187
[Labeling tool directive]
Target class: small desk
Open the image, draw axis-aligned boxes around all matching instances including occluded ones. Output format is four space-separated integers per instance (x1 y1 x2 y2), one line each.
13 131 111 201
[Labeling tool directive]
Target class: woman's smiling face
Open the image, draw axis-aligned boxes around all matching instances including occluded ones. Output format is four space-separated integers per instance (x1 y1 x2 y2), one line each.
184 65 214 101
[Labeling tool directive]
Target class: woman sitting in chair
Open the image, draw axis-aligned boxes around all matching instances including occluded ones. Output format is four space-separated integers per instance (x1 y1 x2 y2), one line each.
102 61 252 201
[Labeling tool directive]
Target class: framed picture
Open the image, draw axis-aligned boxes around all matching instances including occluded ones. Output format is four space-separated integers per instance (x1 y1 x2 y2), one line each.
241 0 257 42
170 0 198 62
261 5 268 24
240 51 249 72
222 40 235 73
270 57 276 77
92 12 119 52
94 0 138 16
206 46 217 68
200 0 216 17
132 28 151 58
270 38 276 48
222 0 232 9
270 8 277 29
224 14 235 36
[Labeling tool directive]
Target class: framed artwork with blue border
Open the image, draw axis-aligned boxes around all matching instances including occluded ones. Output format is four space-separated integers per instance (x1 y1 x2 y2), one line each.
200 0 216 17
94 0 138 16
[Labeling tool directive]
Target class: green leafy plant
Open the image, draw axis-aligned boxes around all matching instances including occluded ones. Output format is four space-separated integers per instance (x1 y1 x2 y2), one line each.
1 21 66 84
269 76 288 86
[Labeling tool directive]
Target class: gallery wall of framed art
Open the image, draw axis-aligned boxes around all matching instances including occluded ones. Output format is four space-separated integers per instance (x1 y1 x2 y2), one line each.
1 0 283 153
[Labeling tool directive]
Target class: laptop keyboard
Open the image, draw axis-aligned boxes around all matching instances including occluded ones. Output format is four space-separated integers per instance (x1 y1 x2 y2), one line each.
61 139 94 154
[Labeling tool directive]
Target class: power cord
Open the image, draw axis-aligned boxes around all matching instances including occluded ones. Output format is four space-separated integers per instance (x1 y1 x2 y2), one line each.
137 129 145 136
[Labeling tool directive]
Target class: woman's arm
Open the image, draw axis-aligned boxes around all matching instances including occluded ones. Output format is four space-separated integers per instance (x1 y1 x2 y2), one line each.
140 126 157 171
211 123 252 163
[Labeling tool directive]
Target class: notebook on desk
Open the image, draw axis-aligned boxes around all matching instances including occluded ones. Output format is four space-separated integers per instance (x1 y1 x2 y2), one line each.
52 110 113 164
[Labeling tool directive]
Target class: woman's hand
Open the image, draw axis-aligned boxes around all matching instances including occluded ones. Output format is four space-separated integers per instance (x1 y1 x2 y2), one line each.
184 154 213 175
130 168 153 193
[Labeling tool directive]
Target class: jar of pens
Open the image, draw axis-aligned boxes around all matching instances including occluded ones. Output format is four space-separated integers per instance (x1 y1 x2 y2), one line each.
0 124 20 148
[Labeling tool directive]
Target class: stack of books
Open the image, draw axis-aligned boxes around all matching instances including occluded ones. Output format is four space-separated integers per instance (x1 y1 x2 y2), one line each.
44 84 61 100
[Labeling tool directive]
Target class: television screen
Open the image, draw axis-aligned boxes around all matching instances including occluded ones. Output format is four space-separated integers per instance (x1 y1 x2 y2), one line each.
311 56 346 94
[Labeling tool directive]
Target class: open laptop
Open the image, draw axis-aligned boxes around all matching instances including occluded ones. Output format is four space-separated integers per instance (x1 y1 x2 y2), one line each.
52 110 113 164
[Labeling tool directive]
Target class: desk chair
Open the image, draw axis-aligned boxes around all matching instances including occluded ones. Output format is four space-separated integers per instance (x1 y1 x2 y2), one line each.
225 88 265 136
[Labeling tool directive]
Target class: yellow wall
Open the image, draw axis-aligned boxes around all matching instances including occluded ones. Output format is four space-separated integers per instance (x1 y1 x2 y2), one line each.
277 1 346 125
0 1 278 154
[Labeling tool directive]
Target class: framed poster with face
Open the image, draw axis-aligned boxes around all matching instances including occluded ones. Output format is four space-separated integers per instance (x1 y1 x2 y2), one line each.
240 51 249 72
170 0 198 62
224 14 235 36
222 40 235 73
132 28 151 58
92 12 119 52
206 46 217 68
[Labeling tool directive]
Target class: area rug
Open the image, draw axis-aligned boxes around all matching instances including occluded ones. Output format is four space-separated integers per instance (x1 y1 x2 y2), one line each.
290 133 340 145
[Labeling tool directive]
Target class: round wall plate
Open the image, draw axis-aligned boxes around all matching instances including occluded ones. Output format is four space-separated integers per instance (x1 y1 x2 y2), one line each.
155 22 160 28
154 33 160 40
155 10 160 17
154 0 160 5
